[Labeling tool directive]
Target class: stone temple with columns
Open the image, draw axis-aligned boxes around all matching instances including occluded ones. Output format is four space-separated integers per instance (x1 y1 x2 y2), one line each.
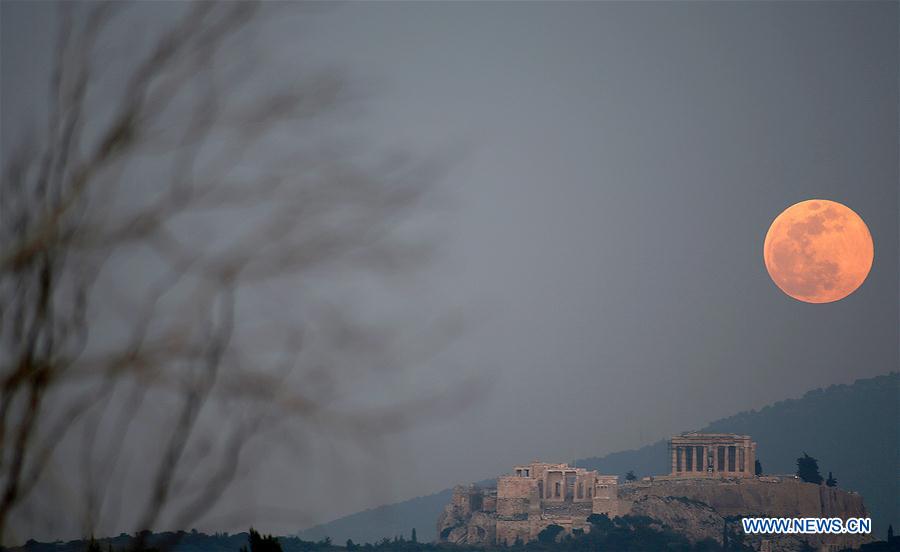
668 432 757 479
438 461 619 545
438 433 762 545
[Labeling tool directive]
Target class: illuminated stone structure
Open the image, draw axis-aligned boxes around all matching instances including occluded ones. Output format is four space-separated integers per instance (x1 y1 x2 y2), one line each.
669 432 756 478
437 432 768 545
494 462 619 544
438 461 619 545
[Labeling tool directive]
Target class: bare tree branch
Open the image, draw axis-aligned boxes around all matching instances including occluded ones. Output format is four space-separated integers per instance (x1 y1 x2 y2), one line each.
0 3 470 545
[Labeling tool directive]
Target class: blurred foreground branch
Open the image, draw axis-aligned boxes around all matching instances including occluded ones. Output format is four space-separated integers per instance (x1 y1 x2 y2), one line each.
0 3 472 544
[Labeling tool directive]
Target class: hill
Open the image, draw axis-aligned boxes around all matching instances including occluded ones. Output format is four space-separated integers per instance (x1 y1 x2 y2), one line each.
298 372 898 544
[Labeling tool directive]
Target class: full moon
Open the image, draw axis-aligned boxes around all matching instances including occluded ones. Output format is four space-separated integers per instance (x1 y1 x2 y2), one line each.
763 199 873 304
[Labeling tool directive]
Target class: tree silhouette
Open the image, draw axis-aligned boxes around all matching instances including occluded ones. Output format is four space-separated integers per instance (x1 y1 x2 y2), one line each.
754 459 763 476
825 471 837 487
537 524 564 544
587 513 613 532
721 518 728 551
625 470 637 482
796 453 823 484
0 3 471 545
240 528 282 552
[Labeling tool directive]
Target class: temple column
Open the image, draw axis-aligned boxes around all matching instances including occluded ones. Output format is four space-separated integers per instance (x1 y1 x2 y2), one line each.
749 444 756 476
671 446 678 474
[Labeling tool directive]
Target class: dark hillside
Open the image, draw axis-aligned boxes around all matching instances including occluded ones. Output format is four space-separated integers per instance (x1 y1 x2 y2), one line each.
300 373 898 543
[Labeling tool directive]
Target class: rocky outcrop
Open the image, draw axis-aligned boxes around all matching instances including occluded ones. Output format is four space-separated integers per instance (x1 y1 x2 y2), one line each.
620 477 869 520
437 506 496 545
628 495 725 544
620 477 873 551
439 477 874 550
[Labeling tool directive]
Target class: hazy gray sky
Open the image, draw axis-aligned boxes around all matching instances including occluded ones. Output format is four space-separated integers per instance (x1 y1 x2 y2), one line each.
3 0 897 540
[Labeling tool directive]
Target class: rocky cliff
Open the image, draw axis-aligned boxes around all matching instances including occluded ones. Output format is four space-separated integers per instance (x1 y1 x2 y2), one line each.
438 510 497 546
622 477 872 551
439 477 874 550
620 477 869 519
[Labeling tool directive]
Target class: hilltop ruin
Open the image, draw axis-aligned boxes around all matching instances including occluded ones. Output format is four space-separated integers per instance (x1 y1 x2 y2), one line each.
437 433 873 550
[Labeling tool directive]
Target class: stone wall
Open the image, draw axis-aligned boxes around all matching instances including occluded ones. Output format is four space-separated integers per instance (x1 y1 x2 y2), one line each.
619 477 869 520
592 495 619 517
622 480 873 551
497 476 534 499
496 497 528 519
439 462 623 545
483 494 497 512
449 485 483 517
495 520 530 545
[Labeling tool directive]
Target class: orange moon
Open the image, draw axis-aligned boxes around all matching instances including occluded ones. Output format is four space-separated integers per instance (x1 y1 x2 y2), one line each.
763 199 873 304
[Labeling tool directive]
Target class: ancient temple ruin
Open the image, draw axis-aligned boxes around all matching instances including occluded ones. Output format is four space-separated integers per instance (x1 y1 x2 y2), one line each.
438 461 619 545
439 432 763 546
668 432 757 479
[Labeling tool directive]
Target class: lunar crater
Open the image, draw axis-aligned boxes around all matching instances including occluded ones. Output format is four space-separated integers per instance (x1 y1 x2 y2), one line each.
763 199 872 304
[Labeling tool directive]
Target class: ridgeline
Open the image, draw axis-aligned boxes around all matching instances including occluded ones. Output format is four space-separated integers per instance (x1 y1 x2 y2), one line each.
298 373 898 544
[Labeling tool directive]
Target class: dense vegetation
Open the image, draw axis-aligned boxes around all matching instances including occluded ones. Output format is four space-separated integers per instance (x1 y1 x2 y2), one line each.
10 518 899 552
4 517 741 552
